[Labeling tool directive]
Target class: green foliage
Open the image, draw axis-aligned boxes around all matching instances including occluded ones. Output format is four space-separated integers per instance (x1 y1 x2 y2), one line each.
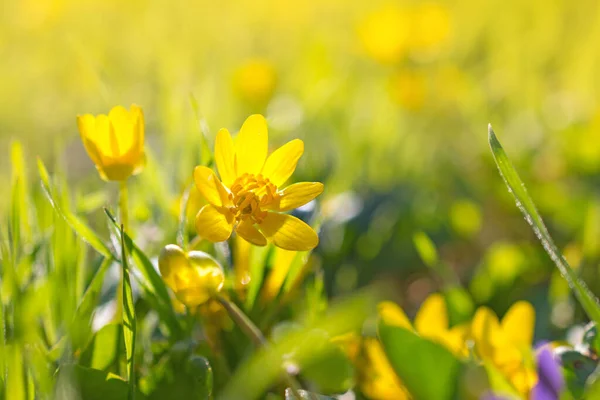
489 126 600 343
378 324 461 400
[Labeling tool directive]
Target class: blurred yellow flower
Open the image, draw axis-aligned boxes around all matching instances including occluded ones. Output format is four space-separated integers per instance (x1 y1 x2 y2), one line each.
389 70 427 111
470 301 537 396
359 3 451 64
410 3 451 53
379 294 469 357
194 114 323 251
158 244 225 308
77 105 145 181
233 59 277 105
334 332 409 400
358 5 411 64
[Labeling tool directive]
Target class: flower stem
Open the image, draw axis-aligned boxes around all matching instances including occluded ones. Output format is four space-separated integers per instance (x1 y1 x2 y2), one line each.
119 180 129 232
215 295 312 399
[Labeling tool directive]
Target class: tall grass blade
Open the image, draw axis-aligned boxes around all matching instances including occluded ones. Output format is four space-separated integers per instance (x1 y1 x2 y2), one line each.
37 158 113 259
488 125 600 327
120 225 136 399
104 209 182 339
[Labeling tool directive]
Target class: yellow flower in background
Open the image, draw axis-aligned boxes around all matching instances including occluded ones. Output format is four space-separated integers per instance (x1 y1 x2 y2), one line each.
334 332 409 400
410 3 451 53
379 294 469 357
158 244 225 308
194 114 323 251
389 70 427 111
358 5 411 64
233 59 277 105
77 105 145 181
470 301 537 396
358 3 451 64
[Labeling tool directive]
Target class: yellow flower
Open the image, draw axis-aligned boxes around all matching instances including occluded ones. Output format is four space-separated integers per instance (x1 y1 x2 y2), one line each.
358 5 411 64
158 244 225 308
470 302 537 396
77 105 145 181
194 114 323 251
378 294 469 357
233 59 277 105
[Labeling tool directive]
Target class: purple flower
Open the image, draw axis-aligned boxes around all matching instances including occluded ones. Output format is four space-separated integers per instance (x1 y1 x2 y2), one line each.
531 343 564 400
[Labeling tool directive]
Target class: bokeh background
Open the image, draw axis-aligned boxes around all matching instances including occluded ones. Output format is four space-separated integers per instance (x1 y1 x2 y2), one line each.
3 0 600 343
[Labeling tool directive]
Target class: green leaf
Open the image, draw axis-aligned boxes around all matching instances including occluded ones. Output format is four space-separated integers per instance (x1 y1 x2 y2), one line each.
37 158 113 259
284 389 337 399
104 209 182 339
378 324 461 400
176 182 194 249
488 126 600 338
120 225 136 399
301 346 354 394
80 324 124 371
189 93 213 167
146 354 213 400
219 289 378 400
55 364 146 400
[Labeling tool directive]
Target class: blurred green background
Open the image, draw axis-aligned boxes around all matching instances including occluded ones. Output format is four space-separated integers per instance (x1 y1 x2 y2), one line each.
3 0 600 342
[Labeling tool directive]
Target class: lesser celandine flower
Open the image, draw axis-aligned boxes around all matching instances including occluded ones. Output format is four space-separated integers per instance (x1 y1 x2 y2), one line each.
194 114 323 251
233 59 277 105
77 105 145 181
470 301 537 396
158 244 224 308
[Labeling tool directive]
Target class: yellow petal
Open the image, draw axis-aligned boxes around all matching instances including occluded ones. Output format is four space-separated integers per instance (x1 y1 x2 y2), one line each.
261 139 304 187
259 212 318 251
108 105 137 155
235 114 268 176
470 306 501 361
158 244 225 308
501 301 535 348
261 248 297 303
236 219 267 246
414 293 448 338
93 114 113 156
194 166 230 207
444 323 469 357
131 104 145 157
378 301 412 329
195 204 234 242
272 182 324 212
215 128 237 186
77 114 103 166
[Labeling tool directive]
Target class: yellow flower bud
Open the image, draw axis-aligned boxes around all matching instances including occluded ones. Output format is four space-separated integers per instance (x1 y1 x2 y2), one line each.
77 105 145 181
158 244 225 308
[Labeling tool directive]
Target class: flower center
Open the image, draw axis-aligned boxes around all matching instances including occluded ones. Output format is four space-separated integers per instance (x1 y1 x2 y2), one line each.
228 173 278 223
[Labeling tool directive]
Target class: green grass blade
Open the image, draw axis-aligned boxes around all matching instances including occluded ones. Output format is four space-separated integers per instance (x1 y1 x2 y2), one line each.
11 142 30 242
176 182 193 249
104 209 182 339
120 225 136 399
37 158 113 259
189 93 213 166
488 125 600 325
218 288 378 400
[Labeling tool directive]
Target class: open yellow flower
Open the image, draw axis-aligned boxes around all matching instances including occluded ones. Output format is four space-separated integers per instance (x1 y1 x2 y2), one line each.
77 105 145 181
194 114 323 251
470 301 537 397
